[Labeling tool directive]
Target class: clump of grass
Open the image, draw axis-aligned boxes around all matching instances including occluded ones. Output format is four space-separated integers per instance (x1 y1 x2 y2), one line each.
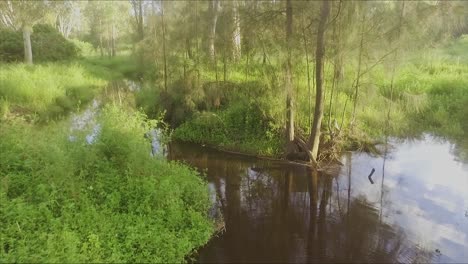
0 63 105 121
173 102 283 157
0 106 213 262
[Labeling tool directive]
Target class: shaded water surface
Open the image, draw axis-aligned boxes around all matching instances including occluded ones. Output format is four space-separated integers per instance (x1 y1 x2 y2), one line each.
169 135 468 263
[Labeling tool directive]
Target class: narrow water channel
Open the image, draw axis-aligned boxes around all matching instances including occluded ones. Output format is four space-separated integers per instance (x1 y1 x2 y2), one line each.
169 135 468 263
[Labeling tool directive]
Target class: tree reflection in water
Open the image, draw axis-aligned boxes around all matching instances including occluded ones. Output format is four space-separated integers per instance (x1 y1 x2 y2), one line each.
169 142 433 263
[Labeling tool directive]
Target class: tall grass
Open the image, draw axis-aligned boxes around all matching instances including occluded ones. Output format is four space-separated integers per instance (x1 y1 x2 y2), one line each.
79 55 140 81
0 63 105 121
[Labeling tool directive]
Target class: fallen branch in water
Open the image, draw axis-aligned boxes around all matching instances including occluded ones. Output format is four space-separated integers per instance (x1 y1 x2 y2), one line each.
368 168 376 184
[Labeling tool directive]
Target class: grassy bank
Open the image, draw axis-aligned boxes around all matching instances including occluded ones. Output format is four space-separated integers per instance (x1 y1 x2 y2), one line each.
0 56 139 122
0 105 213 262
0 63 104 122
0 56 215 262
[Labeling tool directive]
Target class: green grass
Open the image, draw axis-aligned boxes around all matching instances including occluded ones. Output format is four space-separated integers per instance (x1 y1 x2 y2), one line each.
78 55 141 81
0 55 141 122
0 63 105 121
0 105 213 262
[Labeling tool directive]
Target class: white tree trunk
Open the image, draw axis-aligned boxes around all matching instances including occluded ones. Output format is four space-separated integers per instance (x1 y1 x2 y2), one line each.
232 1 241 61
209 0 219 61
23 26 33 64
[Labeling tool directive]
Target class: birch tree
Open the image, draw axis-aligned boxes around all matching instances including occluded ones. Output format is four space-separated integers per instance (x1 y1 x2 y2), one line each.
232 0 241 61
208 0 220 61
54 0 82 38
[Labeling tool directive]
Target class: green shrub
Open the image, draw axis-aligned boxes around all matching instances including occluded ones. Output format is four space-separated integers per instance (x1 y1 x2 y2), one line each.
0 106 213 262
0 24 79 63
173 102 283 157
174 111 228 145
69 39 96 57
0 29 23 62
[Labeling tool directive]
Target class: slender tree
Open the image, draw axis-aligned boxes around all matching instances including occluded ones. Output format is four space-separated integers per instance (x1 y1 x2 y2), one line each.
308 0 330 163
130 0 144 41
161 0 168 92
232 0 241 61
285 0 294 147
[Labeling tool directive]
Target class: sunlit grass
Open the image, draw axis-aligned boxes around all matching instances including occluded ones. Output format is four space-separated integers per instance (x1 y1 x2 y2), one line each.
0 63 105 120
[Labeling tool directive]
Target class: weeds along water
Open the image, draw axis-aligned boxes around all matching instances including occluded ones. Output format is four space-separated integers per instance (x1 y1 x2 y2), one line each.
0 63 215 262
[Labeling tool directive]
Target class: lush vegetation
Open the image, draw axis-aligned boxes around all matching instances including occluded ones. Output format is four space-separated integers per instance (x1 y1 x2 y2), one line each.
1 0 468 262
134 38 468 157
125 1 468 160
0 63 104 121
0 106 213 262
0 24 80 63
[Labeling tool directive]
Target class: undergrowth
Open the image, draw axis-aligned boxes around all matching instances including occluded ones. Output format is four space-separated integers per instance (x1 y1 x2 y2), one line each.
0 106 213 262
144 37 468 157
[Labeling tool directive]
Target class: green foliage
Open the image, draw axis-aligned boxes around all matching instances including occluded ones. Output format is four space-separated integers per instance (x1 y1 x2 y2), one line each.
173 102 283 157
31 24 80 62
0 63 105 121
0 29 23 62
0 24 79 63
79 56 140 81
174 111 228 145
69 39 96 57
135 83 161 118
159 36 468 156
0 106 213 262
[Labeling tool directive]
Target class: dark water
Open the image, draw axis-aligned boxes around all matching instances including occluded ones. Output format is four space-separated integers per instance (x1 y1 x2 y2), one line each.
169 134 468 263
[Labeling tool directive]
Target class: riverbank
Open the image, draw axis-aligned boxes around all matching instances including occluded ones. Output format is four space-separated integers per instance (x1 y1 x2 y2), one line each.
134 37 468 162
0 60 215 262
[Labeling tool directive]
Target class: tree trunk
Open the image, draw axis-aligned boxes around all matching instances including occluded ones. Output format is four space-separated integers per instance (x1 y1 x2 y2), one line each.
308 0 331 163
137 0 144 40
285 0 294 145
223 34 227 82
209 0 219 61
161 0 168 92
22 26 33 64
186 37 192 59
107 24 111 57
232 0 241 61
328 1 343 140
301 11 311 133
99 18 104 57
351 14 365 128
111 21 116 57
131 0 144 41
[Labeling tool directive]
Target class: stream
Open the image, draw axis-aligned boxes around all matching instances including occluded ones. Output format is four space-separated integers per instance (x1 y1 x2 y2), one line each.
68 81 467 263
169 135 468 263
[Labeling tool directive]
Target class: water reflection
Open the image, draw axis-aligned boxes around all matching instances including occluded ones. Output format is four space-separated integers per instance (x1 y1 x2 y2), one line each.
169 135 467 263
